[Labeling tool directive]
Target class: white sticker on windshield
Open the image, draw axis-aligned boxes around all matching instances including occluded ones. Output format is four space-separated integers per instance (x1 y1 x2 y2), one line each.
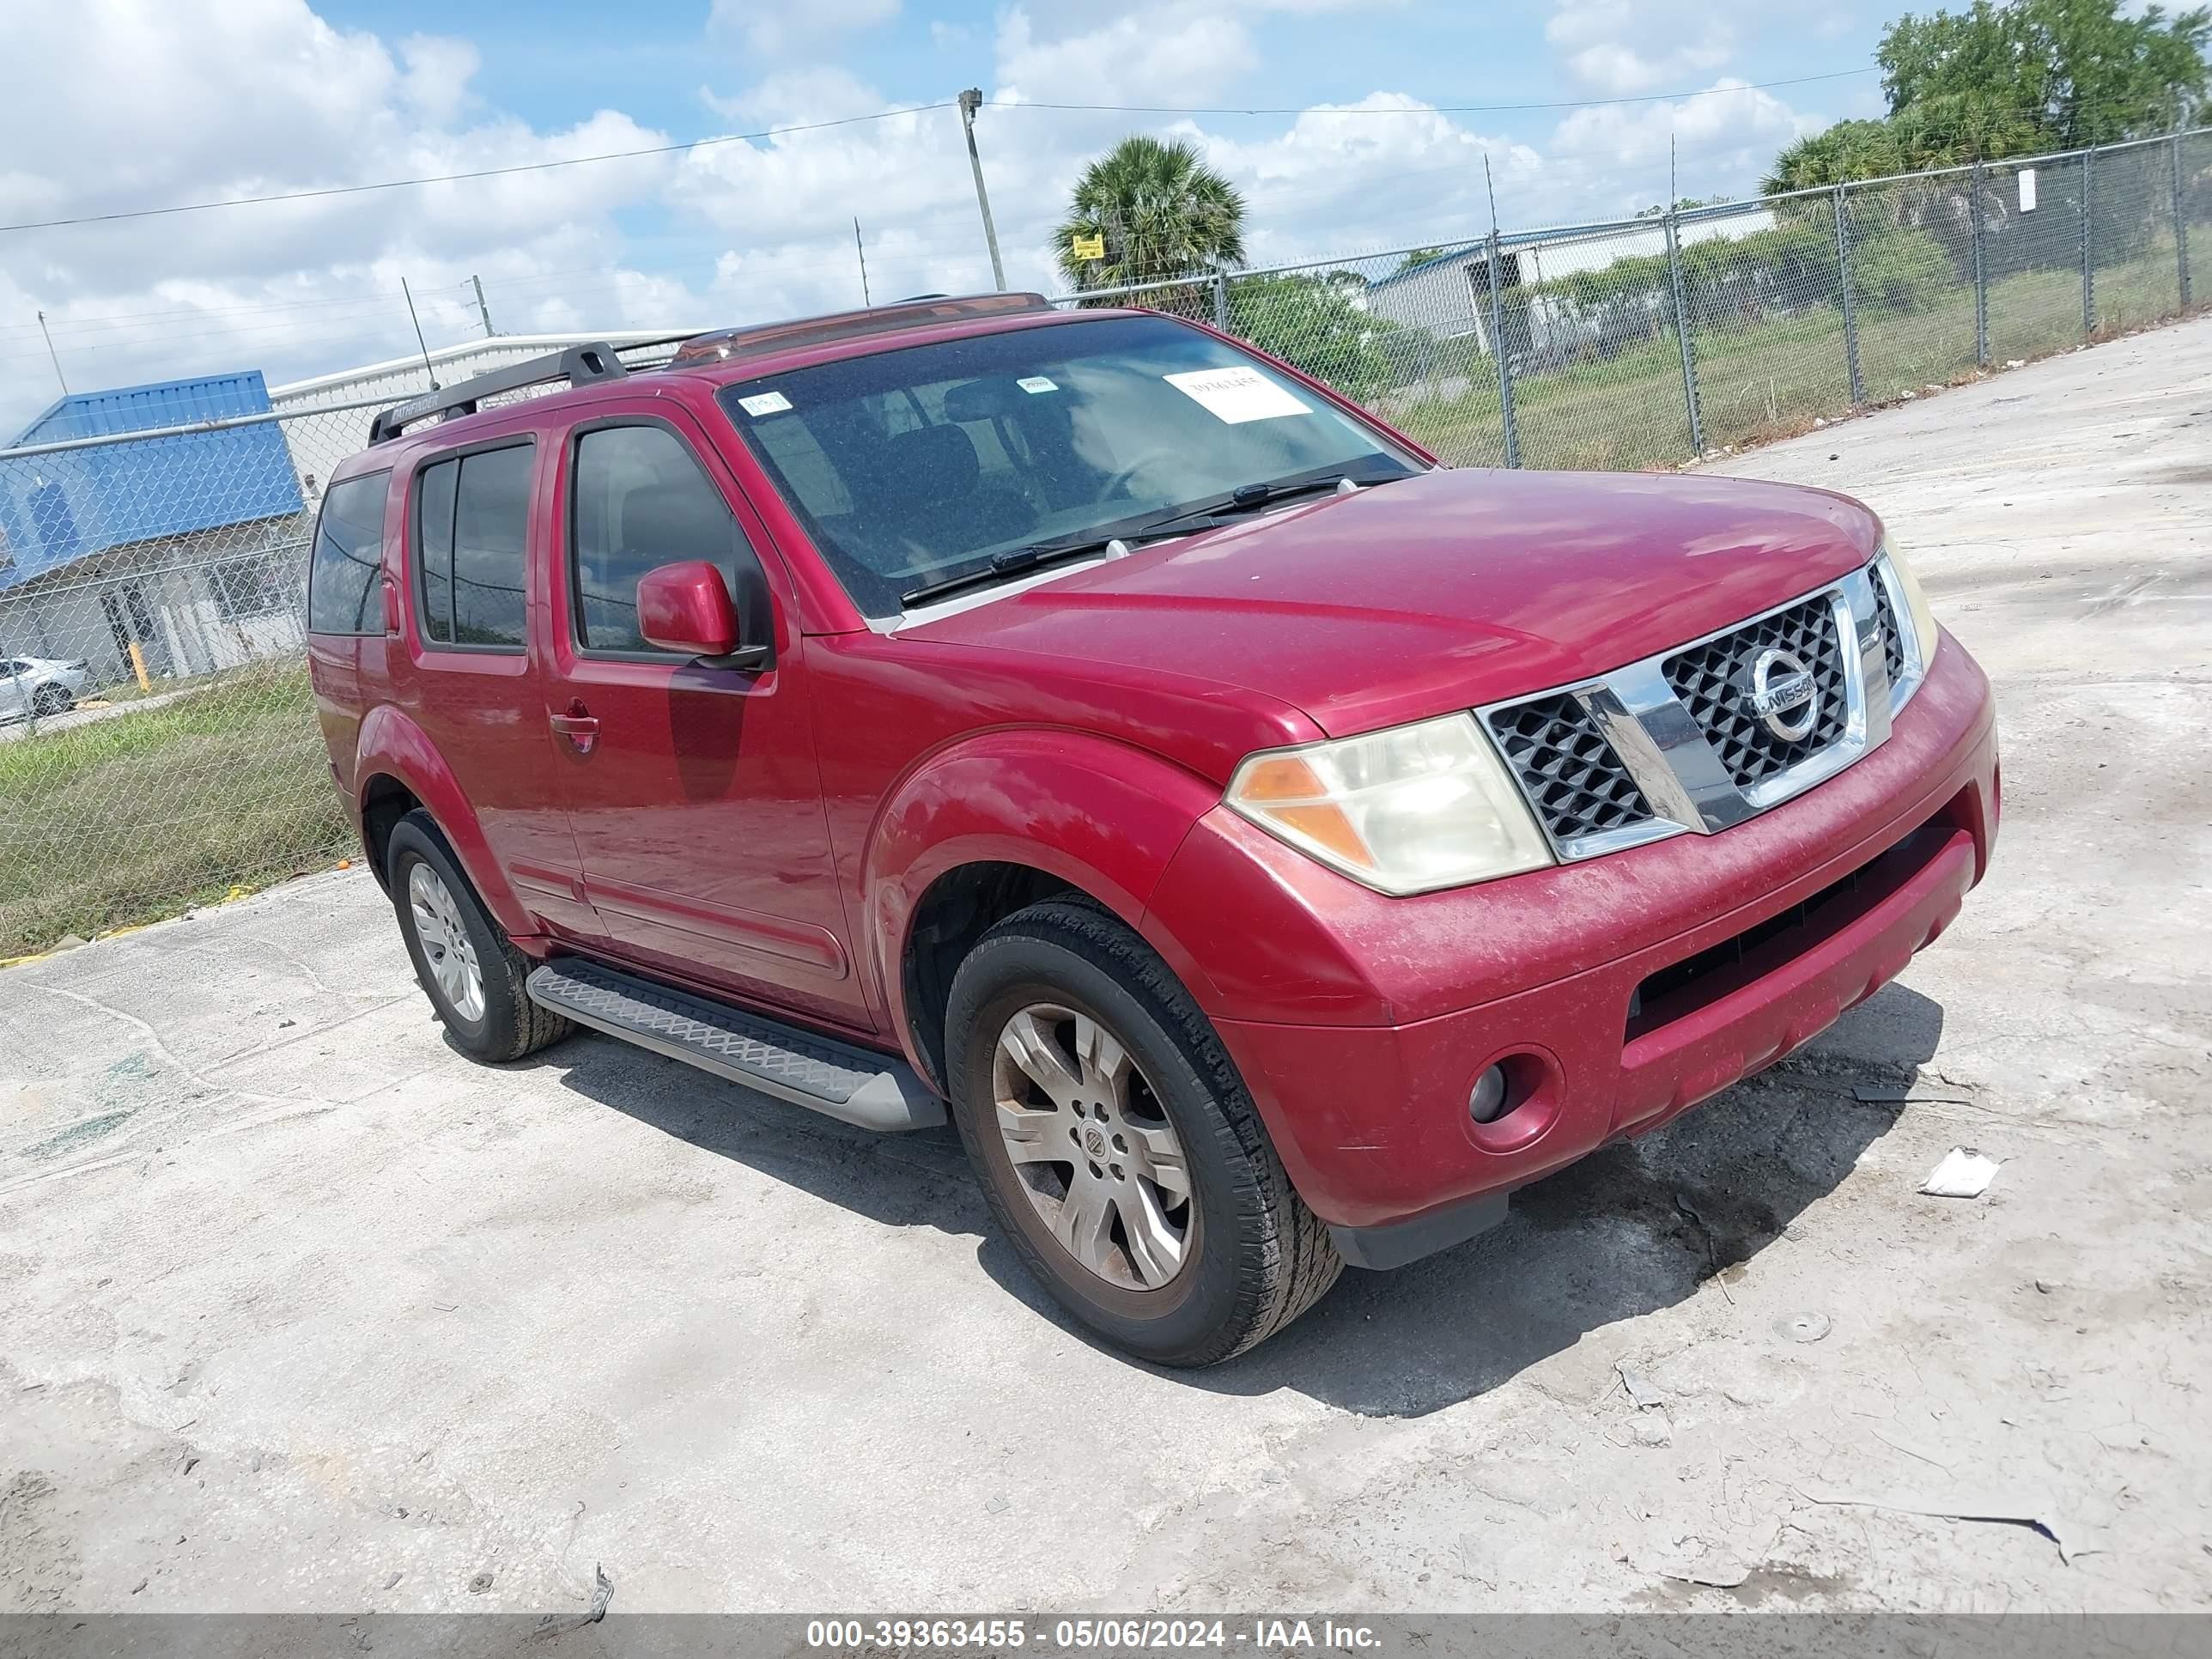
1164 366 1311 424
738 391 793 416
1017 375 1058 394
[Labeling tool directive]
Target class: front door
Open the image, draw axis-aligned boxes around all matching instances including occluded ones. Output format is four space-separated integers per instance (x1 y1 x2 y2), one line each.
542 405 867 1035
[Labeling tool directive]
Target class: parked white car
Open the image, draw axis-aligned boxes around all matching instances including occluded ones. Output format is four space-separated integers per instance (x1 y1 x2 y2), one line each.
0 655 89 722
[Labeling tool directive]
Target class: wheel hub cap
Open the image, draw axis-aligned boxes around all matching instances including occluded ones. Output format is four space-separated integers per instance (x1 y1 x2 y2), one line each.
407 863 485 1024
991 1002 1194 1291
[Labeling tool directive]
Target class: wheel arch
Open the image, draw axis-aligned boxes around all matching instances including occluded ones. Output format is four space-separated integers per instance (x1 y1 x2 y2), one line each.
351 704 528 934
867 729 1225 1090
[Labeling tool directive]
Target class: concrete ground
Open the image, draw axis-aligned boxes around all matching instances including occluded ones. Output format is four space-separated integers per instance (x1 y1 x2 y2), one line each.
3 319 2209 1618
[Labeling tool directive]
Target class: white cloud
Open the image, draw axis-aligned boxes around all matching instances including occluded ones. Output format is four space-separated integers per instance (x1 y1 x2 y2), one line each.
708 0 900 58
398 33 480 125
1545 0 1732 95
994 7 1260 109
0 0 688 430
1193 96 1542 265
0 0 1834 438
1550 79 1824 209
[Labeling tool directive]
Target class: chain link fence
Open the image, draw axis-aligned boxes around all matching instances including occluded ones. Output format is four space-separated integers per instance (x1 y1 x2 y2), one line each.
0 343 678 957
0 131 2206 957
1056 130 2210 470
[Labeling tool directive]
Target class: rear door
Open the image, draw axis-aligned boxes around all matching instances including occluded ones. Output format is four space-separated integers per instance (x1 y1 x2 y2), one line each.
540 403 869 1034
399 433 593 939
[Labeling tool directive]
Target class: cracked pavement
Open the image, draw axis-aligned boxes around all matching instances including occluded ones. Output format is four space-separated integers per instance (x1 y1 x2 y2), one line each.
3 317 2209 1616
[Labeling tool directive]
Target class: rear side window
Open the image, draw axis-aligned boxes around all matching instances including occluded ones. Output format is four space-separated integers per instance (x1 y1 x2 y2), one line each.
306 471 391 635
414 443 534 649
569 424 757 653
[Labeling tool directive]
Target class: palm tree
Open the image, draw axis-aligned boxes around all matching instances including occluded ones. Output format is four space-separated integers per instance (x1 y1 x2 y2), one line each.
1054 136 1248 293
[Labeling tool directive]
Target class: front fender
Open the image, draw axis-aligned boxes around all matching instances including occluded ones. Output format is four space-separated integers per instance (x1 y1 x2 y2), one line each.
865 730 1226 1064
353 703 530 938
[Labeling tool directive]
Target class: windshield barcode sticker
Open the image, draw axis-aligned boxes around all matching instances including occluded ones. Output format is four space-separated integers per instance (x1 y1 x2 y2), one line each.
738 391 793 416
1017 375 1058 394
1164 367 1311 424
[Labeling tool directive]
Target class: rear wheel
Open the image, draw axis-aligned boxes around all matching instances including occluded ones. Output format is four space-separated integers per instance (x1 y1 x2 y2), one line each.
386 811 569 1063
945 900 1341 1366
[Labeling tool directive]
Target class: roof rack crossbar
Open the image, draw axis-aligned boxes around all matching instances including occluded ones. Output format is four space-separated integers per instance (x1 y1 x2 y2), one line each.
367 340 649 445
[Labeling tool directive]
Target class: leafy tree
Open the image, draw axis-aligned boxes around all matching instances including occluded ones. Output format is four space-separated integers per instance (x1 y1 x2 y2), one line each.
1054 136 1248 292
1633 196 1735 217
1393 246 1449 273
1765 0 2210 190
1228 273 1402 402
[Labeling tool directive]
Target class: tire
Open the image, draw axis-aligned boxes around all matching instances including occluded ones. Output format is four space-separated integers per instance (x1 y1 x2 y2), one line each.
30 685 70 716
386 810 570 1064
945 900 1341 1366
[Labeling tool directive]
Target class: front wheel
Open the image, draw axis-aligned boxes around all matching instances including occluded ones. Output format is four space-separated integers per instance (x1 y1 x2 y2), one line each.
30 685 71 716
945 900 1341 1366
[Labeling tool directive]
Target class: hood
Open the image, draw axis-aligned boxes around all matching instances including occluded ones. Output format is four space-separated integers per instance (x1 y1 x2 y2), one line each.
903 467 1882 736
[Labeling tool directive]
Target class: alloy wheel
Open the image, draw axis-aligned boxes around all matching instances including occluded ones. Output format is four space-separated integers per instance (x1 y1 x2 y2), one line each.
991 1001 1194 1291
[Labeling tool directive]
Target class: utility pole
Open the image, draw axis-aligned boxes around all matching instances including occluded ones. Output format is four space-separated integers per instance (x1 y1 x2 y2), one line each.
471 274 495 338
854 218 872 307
957 88 1006 291
36 310 66 394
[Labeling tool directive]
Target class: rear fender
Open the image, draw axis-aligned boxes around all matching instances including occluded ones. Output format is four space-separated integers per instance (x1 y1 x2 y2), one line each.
353 703 529 937
865 730 1224 1067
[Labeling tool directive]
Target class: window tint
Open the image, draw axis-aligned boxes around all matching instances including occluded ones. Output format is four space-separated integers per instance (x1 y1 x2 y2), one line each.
453 447 534 647
415 460 457 643
414 444 533 649
306 471 390 635
570 425 748 653
718 313 1415 617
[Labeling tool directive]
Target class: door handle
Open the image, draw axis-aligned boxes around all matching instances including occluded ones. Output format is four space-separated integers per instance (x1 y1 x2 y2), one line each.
550 702 600 755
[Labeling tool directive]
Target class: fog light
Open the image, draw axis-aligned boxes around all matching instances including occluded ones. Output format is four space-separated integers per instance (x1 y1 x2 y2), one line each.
1468 1064 1510 1123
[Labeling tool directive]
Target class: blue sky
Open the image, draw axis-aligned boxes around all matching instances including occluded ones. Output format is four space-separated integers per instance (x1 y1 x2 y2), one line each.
0 1 1899 429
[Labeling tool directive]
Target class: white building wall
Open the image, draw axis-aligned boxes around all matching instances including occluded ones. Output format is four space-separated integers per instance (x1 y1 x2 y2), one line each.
268 331 702 416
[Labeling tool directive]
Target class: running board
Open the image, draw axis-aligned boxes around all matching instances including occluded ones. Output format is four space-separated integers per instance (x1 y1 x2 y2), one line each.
526 957 945 1133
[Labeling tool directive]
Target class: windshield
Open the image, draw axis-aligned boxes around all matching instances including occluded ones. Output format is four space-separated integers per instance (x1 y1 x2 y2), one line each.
715 313 1420 617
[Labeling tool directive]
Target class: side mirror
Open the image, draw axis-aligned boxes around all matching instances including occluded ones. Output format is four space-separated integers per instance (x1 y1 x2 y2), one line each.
636 561 741 659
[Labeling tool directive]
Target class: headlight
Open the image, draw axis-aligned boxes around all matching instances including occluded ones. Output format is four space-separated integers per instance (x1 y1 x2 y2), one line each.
1880 543 1940 675
1224 713 1553 896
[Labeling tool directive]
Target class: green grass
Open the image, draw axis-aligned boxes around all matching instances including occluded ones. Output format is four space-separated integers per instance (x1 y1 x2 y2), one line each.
0 665 349 958
1390 246 2198 471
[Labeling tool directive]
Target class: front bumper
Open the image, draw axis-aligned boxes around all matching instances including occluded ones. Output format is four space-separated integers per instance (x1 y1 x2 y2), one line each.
1139 633 1998 1246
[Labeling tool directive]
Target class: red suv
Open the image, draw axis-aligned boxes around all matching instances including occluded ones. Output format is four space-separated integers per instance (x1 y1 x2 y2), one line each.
307 295 1997 1365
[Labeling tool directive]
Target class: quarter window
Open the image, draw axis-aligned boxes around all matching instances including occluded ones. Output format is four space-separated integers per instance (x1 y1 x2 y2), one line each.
306 471 391 636
414 444 533 649
569 424 756 654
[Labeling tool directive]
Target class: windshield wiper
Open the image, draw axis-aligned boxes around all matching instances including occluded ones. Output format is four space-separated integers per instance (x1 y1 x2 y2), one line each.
899 532 1175 609
1133 470 1402 538
897 469 1406 609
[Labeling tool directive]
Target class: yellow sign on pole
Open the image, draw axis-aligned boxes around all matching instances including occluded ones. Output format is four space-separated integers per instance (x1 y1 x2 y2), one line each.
1071 233 1106 262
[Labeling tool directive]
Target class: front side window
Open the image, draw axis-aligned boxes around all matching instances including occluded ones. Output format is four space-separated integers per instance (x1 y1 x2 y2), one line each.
414 443 533 649
568 424 757 653
718 313 1418 617
306 471 390 635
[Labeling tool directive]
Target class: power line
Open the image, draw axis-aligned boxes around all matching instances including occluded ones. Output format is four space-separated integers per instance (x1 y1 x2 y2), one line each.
984 67 1882 118
0 104 960 234
0 71 1888 237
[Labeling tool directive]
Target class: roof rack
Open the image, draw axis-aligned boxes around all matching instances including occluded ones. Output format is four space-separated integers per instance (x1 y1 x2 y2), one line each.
667 293 1052 371
366 337 691 445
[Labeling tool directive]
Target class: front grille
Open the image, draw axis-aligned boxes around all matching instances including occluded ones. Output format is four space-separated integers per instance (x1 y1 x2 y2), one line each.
1871 577 1906 689
1486 693 1654 843
1660 593 1849 787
